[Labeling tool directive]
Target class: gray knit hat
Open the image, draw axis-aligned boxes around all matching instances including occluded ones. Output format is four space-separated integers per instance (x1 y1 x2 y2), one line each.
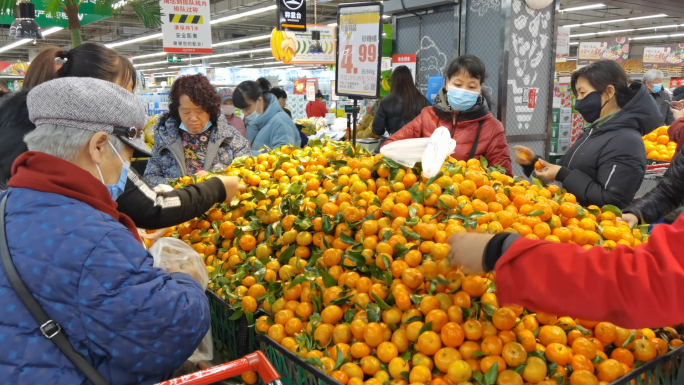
27 77 152 157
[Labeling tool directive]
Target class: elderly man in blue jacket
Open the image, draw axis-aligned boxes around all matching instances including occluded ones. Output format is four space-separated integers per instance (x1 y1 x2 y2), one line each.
0 77 210 384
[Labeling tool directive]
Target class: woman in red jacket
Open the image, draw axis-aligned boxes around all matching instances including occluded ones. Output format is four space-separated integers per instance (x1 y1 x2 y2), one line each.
382 55 512 175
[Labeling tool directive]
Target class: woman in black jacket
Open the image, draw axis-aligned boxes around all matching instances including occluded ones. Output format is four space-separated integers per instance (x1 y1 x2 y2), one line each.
372 65 430 149
0 44 241 229
514 60 662 209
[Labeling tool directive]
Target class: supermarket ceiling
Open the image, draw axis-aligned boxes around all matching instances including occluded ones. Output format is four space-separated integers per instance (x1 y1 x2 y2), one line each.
0 0 683 71
559 0 684 47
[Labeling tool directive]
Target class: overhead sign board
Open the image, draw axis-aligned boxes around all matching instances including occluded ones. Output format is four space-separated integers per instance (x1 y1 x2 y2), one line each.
642 45 684 68
335 2 383 99
0 1 107 28
277 0 306 31
161 0 213 54
271 25 336 65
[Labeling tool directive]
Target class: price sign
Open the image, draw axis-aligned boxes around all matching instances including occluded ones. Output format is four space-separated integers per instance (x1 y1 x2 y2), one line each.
335 2 383 99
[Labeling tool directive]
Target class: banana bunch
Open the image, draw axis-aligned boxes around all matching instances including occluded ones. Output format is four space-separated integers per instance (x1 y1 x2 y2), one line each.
381 78 391 91
270 28 297 64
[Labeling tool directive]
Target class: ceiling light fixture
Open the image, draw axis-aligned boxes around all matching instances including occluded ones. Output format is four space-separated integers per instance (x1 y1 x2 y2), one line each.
212 34 271 47
563 14 668 28
560 3 605 12
570 28 635 37
106 32 163 48
193 47 271 60
0 27 62 53
630 34 669 40
134 60 170 67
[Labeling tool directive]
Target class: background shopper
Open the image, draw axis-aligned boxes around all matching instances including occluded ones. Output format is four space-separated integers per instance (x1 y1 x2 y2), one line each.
515 60 662 208
144 74 250 187
372 65 431 151
235 79 300 154
643 69 674 126
306 90 328 118
217 87 246 138
382 55 512 175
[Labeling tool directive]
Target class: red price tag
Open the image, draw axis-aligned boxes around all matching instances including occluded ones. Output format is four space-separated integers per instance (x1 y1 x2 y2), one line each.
528 89 536 109
340 44 378 74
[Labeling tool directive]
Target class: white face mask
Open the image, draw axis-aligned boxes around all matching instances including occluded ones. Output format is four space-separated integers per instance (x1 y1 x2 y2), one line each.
221 105 235 116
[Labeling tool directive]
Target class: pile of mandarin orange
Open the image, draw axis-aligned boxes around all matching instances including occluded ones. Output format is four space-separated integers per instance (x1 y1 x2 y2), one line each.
644 126 677 162
162 141 674 385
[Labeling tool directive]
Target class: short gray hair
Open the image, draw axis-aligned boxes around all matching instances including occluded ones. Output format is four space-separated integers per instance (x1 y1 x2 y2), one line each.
643 69 664 84
24 124 125 162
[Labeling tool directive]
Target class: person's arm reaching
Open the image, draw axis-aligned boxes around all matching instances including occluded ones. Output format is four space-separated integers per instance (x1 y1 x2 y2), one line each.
623 146 684 224
448 216 684 329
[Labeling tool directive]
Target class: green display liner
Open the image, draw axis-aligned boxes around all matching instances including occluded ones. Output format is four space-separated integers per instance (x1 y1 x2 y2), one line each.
256 334 343 385
207 290 259 362
256 333 684 385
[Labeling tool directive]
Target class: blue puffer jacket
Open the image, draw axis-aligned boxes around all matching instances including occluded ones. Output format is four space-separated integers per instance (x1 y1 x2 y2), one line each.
0 188 210 384
246 93 301 155
144 113 251 186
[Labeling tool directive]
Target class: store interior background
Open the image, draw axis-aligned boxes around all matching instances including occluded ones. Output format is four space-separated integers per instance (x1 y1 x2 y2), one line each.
0 0 682 176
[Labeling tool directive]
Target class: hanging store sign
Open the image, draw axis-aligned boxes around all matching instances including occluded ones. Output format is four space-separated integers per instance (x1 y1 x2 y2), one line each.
556 27 570 63
271 25 336 65
335 2 383 99
578 38 629 65
642 45 684 69
161 0 213 54
277 0 306 31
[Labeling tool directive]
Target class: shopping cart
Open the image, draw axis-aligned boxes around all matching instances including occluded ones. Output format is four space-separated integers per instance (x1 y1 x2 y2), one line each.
154 351 281 385
634 163 669 199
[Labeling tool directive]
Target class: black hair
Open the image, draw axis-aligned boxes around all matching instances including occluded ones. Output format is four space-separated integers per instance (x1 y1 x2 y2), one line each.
570 60 638 108
384 65 427 122
282 107 292 118
673 85 684 102
233 81 263 109
270 87 288 100
315 90 324 99
446 55 492 110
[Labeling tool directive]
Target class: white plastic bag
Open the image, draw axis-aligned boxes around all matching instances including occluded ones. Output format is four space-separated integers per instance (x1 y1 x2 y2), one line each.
149 238 213 363
380 127 456 175
149 238 209 290
187 326 214 364
381 138 431 167
422 126 457 178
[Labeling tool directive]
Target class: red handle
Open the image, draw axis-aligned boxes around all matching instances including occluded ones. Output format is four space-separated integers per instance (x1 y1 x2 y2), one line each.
155 351 280 385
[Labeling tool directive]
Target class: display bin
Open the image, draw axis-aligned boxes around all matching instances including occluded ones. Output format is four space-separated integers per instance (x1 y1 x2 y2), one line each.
257 332 683 385
207 290 259 362
256 334 343 385
611 345 684 385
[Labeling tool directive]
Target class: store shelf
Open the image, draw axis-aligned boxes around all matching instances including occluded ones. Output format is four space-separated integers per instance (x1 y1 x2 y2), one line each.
0 75 24 79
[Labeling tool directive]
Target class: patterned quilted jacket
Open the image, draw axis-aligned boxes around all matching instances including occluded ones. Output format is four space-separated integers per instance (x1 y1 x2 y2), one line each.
0 188 210 384
143 113 251 187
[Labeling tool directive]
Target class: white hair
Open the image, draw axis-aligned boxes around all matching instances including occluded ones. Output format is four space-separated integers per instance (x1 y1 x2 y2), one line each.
643 69 664 84
24 124 125 162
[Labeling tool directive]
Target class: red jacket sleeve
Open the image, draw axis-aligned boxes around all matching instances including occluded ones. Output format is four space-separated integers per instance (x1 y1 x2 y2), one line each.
483 122 513 176
381 111 425 148
495 216 684 329
669 118 684 154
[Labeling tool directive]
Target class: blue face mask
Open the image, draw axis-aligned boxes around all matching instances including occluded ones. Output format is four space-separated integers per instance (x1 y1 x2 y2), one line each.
180 121 212 134
95 141 129 201
446 86 480 112
244 112 259 123
652 84 663 93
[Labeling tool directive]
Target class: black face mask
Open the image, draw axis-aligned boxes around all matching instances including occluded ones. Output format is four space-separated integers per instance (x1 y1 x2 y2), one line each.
574 91 611 124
